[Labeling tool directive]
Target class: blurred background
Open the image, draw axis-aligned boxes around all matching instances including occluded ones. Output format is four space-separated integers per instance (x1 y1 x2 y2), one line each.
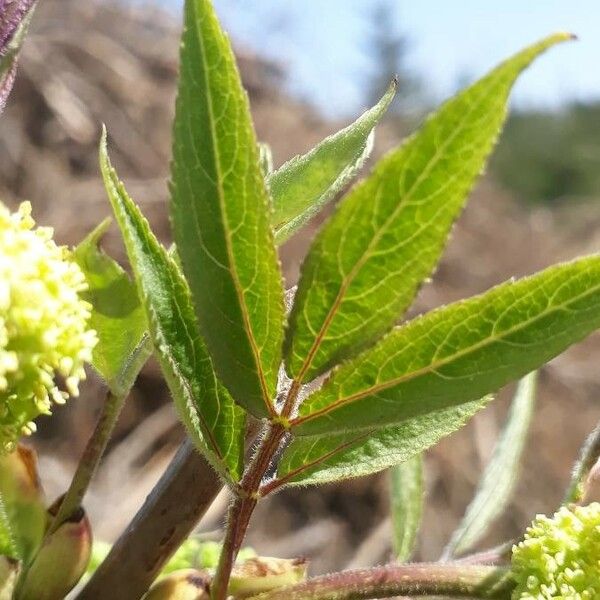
1 0 600 573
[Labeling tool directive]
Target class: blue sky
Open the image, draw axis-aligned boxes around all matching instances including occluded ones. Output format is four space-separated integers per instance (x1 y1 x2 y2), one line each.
169 1 600 118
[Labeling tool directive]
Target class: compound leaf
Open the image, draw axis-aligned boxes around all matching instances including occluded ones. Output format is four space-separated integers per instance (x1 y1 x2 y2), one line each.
101 133 245 482
271 81 396 244
170 0 284 418
442 372 537 559
293 256 600 437
284 33 572 383
73 220 150 397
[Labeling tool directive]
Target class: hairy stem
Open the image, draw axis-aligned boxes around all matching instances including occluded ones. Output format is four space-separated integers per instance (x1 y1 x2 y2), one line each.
252 564 514 600
211 423 287 600
78 440 222 600
49 390 124 534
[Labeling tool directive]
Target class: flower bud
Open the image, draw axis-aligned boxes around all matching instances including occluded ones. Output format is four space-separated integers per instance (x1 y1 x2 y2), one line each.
511 502 600 599
228 557 308 598
145 569 210 600
0 444 45 563
18 506 92 600
0 201 97 450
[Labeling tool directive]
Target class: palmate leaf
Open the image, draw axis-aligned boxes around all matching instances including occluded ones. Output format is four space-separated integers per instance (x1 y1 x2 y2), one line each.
276 257 600 486
73 220 150 397
100 134 245 483
170 0 284 418
284 33 572 384
442 372 537 559
390 454 423 562
270 81 396 244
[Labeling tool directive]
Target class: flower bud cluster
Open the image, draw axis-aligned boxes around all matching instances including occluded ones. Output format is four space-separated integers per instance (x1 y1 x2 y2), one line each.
512 503 600 599
0 201 96 449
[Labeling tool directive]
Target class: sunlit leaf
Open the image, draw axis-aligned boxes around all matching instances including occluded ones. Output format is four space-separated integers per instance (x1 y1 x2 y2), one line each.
390 454 423 562
101 133 245 482
285 33 572 384
293 257 600 437
270 81 396 244
170 0 284 418
442 372 537 559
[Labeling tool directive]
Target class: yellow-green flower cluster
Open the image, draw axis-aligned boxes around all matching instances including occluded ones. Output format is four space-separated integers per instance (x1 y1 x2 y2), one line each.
0 201 97 450
511 503 600 599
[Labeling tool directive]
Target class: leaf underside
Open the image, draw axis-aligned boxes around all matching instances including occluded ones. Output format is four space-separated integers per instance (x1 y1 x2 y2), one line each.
270 80 396 244
277 398 489 486
284 33 573 384
170 0 284 418
101 135 245 482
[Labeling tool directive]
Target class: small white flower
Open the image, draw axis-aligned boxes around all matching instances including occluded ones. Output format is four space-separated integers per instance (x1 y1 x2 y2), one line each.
0 201 97 450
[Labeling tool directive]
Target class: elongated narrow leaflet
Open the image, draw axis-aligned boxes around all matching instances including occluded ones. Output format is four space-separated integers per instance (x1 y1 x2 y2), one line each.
284 33 573 384
270 81 396 244
391 454 424 562
170 0 284 418
293 256 600 437
275 399 488 487
101 133 245 482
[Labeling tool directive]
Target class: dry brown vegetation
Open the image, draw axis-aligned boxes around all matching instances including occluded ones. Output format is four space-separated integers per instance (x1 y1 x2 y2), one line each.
2 0 599 571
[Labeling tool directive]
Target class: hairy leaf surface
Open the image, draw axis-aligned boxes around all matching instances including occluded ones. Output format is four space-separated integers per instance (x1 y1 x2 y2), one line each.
390 454 423 562
285 33 572 383
73 221 150 397
170 0 284 418
271 81 396 244
101 135 245 482
443 372 537 558
276 399 488 486
293 256 600 436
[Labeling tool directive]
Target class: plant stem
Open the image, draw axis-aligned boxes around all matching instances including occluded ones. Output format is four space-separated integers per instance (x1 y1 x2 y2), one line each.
211 423 287 600
252 564 514 600
78 439 222 600
48 389 124 534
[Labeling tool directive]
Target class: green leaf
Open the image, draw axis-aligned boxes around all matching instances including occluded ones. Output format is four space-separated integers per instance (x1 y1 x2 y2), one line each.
293 256 600 437
284 33 572 383
73 220 150 397
170 0 284 418
101 133 245 482
390 454 423 562
270 81 396 244
442 372 537 559
275 398 488 487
